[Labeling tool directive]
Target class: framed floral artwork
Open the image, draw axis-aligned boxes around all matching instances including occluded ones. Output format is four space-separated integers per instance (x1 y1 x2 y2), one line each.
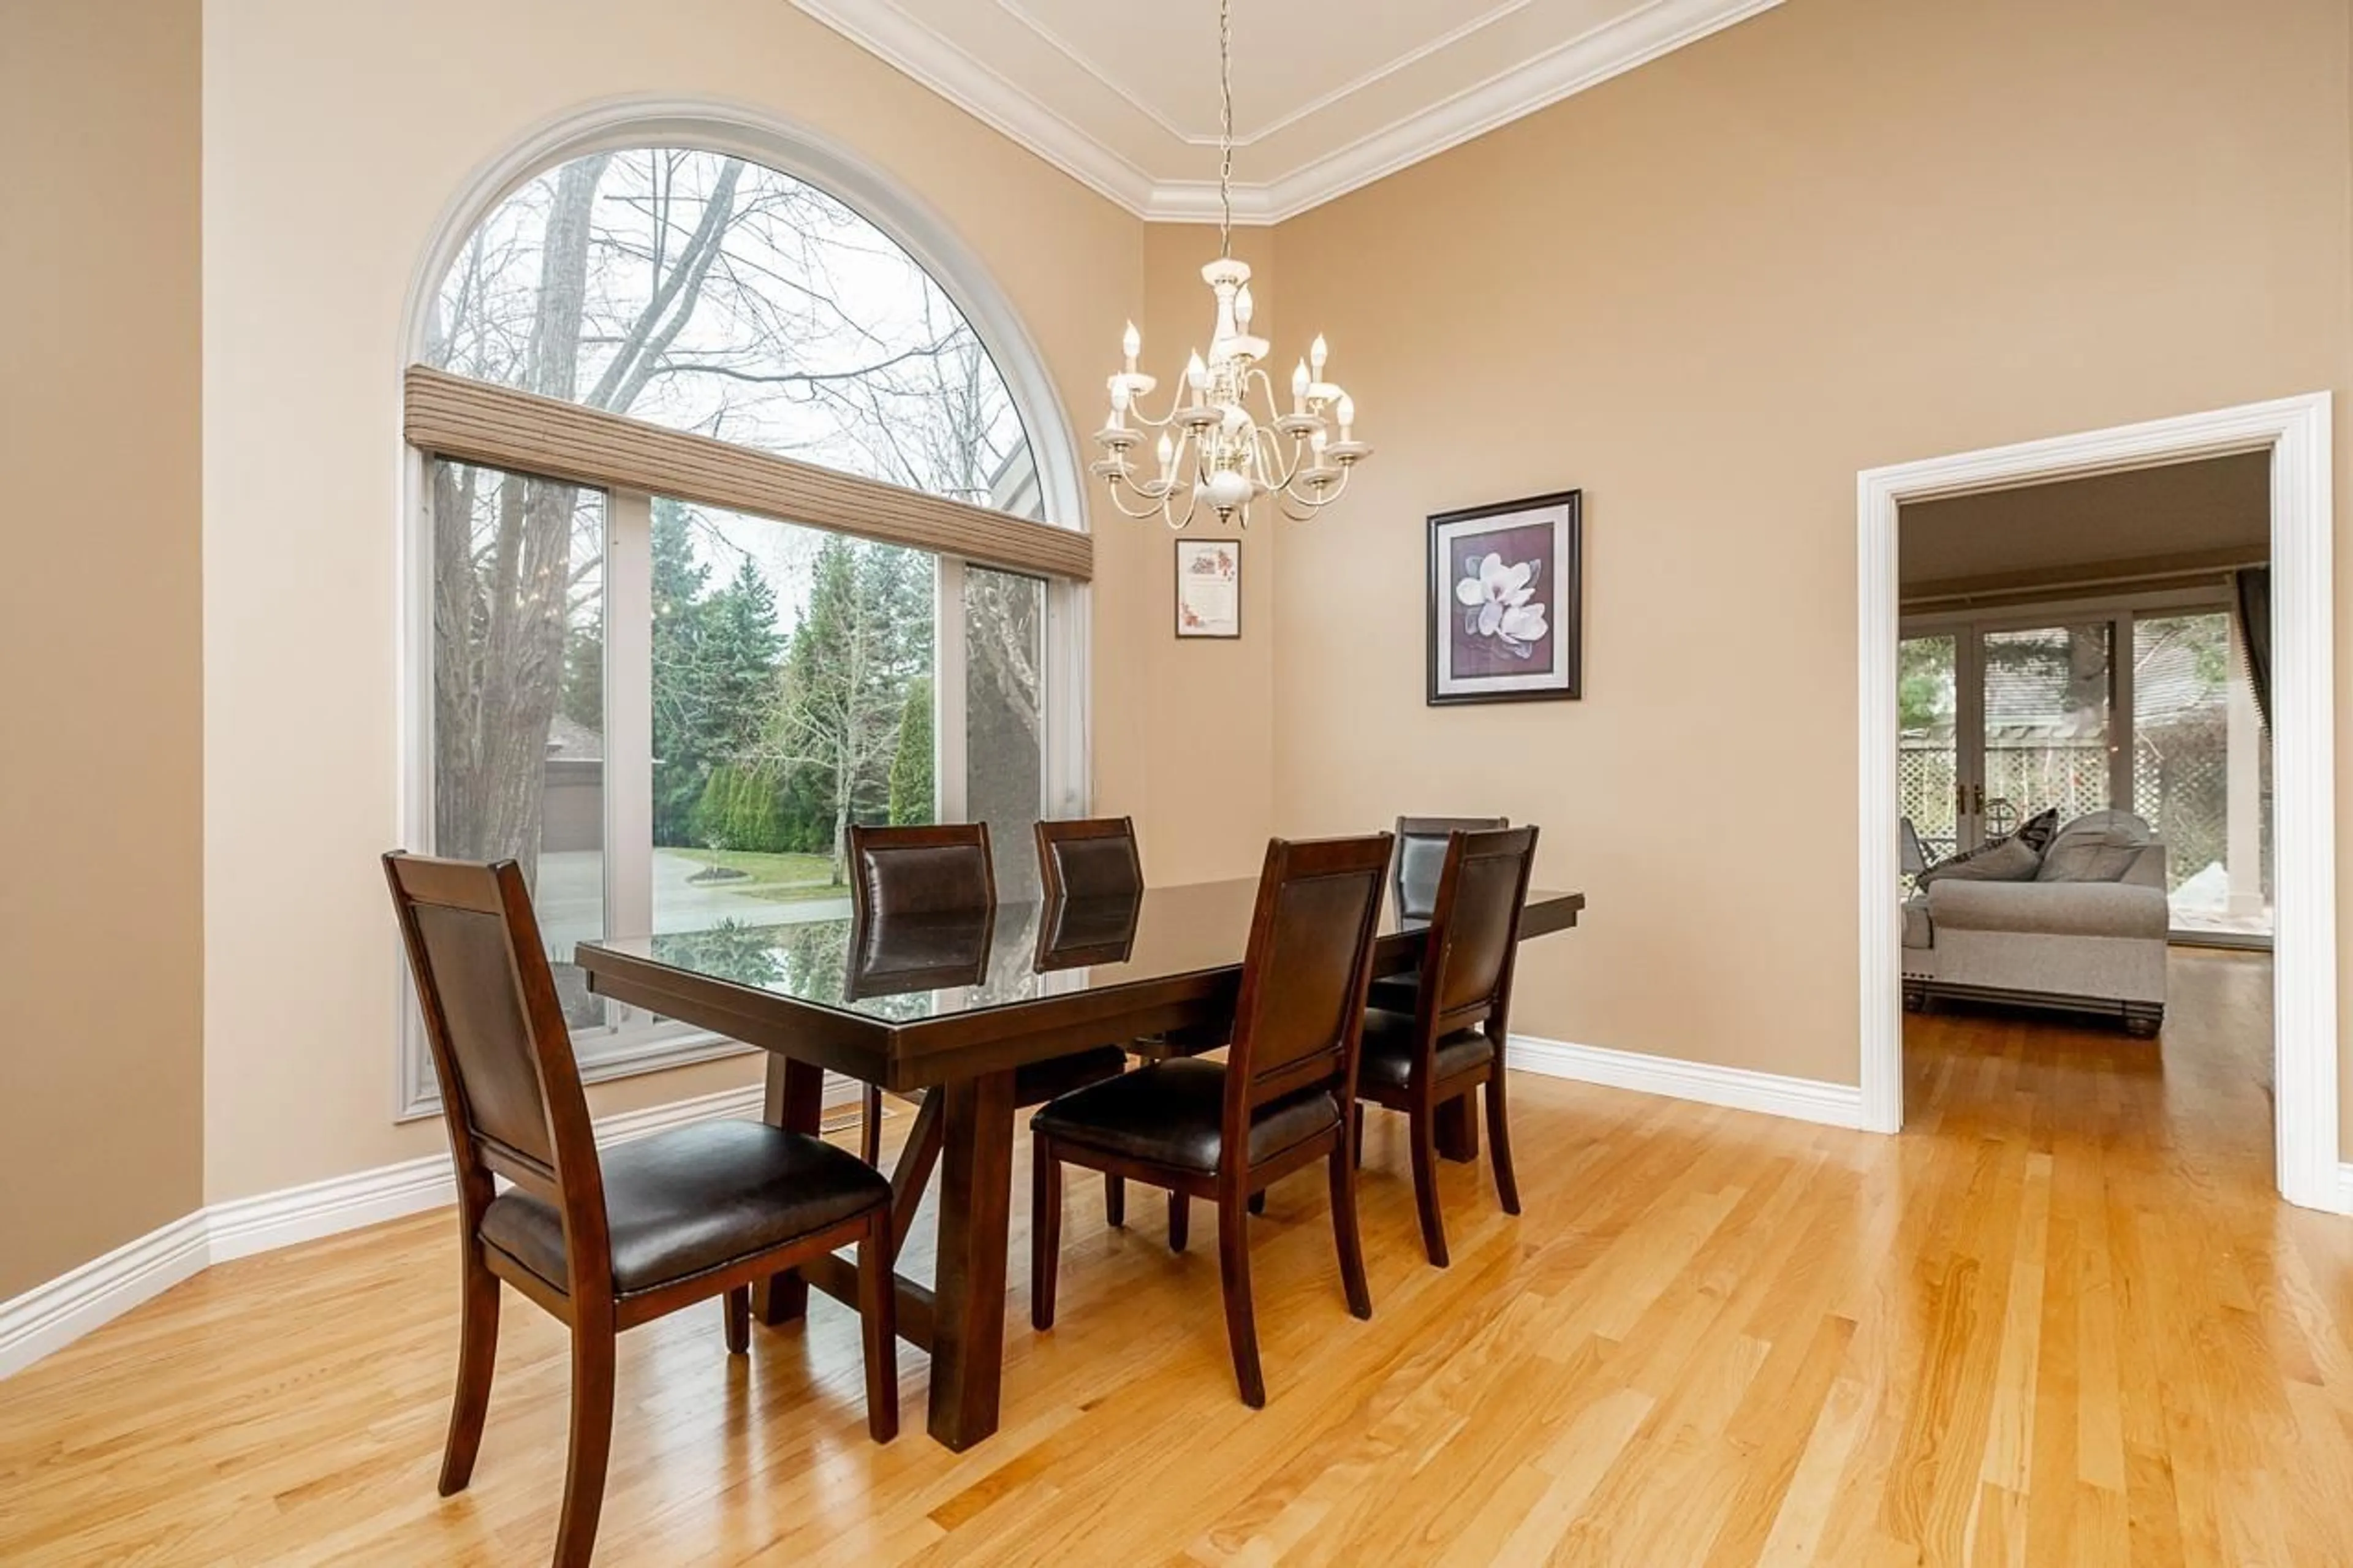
1427 490 1582 705
1175 537 1241 638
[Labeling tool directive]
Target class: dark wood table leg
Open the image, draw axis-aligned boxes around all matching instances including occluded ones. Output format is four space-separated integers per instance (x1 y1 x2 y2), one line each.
926 1069 1016 1450
752 1055 826 1324
1434 1093 1480 1163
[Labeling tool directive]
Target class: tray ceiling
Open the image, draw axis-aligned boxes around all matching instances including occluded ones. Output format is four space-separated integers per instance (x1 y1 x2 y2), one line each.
790 0 1783 222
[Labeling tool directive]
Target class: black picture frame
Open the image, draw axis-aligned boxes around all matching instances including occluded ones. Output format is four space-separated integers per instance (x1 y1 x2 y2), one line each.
1426 490 1583 706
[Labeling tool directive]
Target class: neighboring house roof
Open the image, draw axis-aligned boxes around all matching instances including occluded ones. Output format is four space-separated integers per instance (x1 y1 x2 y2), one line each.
545 714 603 762
1902 626 2231 746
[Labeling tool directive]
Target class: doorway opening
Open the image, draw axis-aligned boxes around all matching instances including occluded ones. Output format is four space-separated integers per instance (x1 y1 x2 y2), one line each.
1855 396 2338 1211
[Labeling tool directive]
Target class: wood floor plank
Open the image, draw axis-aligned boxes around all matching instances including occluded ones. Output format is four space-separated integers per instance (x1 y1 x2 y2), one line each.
3 950 2350 1566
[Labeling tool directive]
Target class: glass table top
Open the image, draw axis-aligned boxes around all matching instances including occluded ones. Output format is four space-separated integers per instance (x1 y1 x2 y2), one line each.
580 878 1579 1028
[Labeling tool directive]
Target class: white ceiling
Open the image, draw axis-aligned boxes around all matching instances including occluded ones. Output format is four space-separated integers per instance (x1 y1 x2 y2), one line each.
790 0 1783 222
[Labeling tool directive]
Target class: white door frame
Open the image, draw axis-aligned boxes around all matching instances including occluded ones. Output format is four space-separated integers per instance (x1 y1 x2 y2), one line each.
1856 393 2340 1211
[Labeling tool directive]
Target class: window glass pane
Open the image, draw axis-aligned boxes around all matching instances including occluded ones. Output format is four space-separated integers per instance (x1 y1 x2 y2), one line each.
426 148 1037 509
965 567 1046 899
2134 612 2272 936
1982 622 2113 836
430 460 606 1029
1898 634 1958 871
648 499 935 934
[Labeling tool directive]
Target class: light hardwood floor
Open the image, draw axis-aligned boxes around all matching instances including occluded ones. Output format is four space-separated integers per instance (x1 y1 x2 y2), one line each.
4 950 2347 1565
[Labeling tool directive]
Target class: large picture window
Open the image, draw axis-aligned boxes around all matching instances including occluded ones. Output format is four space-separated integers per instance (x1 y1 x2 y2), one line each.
406 142 1082 1102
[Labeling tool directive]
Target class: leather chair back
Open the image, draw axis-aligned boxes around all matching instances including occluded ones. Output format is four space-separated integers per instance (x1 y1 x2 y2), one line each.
382 854 613 1286
1224 834 1393 1121
847 823 996 920
1035 817 1145 903
1417 827 1540 1032
1393 815 1509 921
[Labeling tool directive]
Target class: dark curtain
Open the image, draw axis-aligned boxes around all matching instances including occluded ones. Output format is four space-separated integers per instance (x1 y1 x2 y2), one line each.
2232 566 2273 730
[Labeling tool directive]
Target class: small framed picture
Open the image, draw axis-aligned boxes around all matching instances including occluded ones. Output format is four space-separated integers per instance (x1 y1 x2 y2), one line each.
1175 538 1241 638
1428 490 1582 705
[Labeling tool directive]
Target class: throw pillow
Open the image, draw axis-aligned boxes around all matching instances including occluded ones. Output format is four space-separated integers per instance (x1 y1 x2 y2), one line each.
2012 806 2061 855
1918 833 2041 888
2036 811 2154 882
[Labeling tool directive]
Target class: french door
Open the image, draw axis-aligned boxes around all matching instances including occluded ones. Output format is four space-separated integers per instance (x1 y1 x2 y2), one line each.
1899 616 2121 858
1900 588 2273 942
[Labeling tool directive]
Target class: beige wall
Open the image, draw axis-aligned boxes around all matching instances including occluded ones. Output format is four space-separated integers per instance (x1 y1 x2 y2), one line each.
0 1 207 1297
201 0 1155 1203
1268 0 2353 1112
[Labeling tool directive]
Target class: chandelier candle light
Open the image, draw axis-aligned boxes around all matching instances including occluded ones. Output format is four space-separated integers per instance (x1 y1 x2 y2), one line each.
1093 0 1370 528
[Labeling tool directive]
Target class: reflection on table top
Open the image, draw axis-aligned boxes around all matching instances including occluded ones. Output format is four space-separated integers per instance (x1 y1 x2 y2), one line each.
579 877 1583 1031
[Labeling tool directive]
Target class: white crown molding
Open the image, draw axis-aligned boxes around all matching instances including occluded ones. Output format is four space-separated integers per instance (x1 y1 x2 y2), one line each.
791 0 1158 213
1509 1034 1866 1130
1 1080 867 1380
793 0 1783 223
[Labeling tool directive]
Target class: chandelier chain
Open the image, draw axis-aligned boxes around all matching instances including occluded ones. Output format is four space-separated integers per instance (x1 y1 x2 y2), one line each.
1218 0 1233 259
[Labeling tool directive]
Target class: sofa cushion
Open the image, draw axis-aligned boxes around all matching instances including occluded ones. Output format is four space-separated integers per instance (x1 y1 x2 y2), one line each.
2036 810 2154 883
1927 877 2170 939
1919 833 2040 887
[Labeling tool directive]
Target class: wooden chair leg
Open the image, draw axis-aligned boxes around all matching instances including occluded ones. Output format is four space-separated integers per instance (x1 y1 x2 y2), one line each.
554 1317 616 1568
1327 1142 1373 1320
1032 1141 1063 1331
1216 1192 1267 1408
1168 1191 1189 1252
1408 1100 1450 1268
862 1084 884 1167
1484 1071 1521 1216
1353 1104 1367 1168
1248 1189 1267 1216
1104 1173 1125 1229
857 1211 900 1443
724 1285 750 1355
438 1251 500 1496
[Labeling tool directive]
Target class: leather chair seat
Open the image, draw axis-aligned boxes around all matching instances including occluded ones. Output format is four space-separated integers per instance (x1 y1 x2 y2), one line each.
480 1120 889 1297
1357 1008 1495 1092
1014 1045 1131 1107
1031 1056 1339 1173
1366 972 1421 1014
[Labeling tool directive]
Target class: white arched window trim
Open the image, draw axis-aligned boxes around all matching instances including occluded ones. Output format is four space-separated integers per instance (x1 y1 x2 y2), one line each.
393 97 1093 1116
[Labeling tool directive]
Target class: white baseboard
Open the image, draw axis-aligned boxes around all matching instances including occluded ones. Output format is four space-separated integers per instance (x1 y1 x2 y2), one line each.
2336 1162 2353 1216
1510 1034 1865 1131
0 1079 854 1381
0 1213 211 1382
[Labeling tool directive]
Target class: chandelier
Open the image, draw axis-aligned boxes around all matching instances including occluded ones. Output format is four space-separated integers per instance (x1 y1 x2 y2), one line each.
1093 0 1370 528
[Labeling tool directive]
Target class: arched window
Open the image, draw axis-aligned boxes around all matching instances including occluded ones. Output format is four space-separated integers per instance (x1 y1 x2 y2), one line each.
404 136 1085 1099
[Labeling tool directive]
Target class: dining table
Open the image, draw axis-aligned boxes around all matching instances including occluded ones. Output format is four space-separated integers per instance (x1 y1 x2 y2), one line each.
577 876 1584 1450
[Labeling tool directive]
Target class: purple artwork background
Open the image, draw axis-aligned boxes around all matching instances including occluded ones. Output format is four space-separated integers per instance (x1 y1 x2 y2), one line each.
1447 520 1558 679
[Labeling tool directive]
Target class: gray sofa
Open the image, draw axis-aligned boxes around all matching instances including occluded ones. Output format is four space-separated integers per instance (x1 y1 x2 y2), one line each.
1901 810 2169 1036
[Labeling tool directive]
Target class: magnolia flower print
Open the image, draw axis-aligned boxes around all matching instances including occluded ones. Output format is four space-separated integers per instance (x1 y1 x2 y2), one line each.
1455 551 1549 657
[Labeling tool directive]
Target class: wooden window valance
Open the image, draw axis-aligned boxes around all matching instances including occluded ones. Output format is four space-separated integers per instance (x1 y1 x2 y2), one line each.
403 365 1091 582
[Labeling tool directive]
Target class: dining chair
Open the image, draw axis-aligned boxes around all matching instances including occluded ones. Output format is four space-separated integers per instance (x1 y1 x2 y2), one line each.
846 822 1127 1206
1034 815 1145 903
1029 832 1392 1407
1356 825 1539 1267
1371 815 1510 1013
382 853 896 1568
846 823 998 1165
